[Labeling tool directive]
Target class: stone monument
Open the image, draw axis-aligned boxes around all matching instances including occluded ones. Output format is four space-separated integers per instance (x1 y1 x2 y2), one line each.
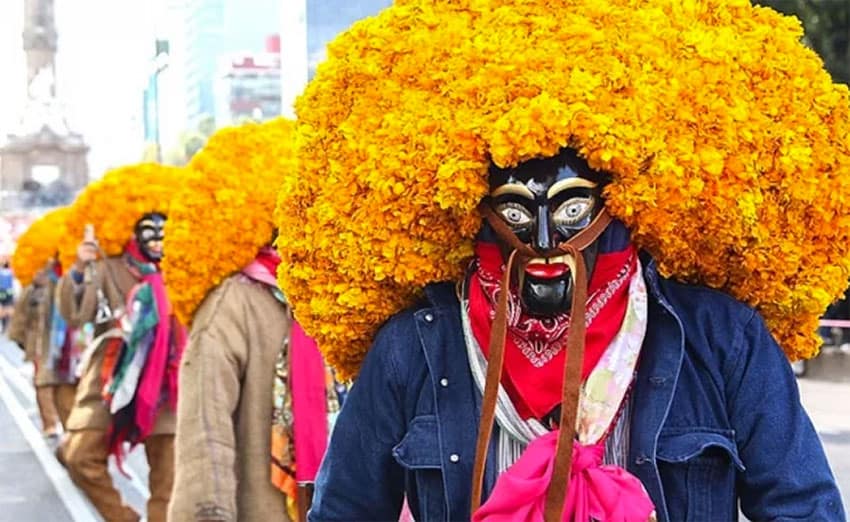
0 0 89 210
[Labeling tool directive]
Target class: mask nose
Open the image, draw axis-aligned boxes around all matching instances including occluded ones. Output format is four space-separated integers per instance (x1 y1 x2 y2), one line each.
534 204 553 252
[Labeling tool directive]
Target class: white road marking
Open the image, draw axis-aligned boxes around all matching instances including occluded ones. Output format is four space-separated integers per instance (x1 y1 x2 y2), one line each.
0 361 97 522
0 345 152 502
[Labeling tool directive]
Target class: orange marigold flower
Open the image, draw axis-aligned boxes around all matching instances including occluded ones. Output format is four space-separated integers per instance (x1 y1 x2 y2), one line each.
12 207 70 287
59 164 185 269
162 118 296 326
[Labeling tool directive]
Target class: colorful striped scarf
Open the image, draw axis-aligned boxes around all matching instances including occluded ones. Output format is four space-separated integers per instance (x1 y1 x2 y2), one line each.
103 240 186 462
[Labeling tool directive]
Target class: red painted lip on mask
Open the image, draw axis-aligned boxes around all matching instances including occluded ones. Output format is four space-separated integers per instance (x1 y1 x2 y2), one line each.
525 263 568 279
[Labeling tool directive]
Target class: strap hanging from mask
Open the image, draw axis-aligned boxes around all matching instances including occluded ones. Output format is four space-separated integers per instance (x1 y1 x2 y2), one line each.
470 200 612 522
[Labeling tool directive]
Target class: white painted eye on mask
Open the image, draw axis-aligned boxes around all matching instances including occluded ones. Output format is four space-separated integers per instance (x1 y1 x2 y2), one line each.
496 202 534 227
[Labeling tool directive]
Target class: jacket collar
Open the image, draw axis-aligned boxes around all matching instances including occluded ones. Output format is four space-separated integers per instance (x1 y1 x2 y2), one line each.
422 252 685 521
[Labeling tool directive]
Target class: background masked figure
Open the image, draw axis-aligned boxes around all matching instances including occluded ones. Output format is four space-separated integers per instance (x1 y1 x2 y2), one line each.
164 120 343 522
8 260 79 440
8 207 80 443
58 164 185 522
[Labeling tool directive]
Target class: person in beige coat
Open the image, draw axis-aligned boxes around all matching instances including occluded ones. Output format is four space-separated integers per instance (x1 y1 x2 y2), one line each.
59 213 181 522
168 268 292 521
7 263 78 438
166 119 345 521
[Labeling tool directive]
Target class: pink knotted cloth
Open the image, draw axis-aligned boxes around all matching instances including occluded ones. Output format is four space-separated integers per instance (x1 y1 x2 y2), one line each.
473 430 654 521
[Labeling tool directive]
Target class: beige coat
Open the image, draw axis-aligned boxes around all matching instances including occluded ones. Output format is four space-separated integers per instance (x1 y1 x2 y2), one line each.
168 275 291 522
58 256 175 434
8 280 66 386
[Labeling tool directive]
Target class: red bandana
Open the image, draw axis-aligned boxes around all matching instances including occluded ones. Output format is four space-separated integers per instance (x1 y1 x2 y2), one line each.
468 242 637 420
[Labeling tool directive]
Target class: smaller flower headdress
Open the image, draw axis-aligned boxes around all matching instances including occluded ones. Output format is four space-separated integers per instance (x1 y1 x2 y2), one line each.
12 207 70 287
59 163 184 268
163 118 296 326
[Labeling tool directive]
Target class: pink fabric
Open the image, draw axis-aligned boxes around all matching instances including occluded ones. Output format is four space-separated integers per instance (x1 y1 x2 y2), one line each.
290 320 329 482
134 269 186 438
242 246 280 287
399 498 415 522
473 431 654 522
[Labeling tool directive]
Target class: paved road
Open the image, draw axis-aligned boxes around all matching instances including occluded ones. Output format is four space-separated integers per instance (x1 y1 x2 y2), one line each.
0 334 847 520
0 336 149 521
798 376 850 503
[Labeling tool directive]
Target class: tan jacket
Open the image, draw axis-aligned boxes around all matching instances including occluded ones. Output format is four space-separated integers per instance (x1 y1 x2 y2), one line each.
8 281 65 386
58 256 175 433
169 275 291 522
7 286 35 360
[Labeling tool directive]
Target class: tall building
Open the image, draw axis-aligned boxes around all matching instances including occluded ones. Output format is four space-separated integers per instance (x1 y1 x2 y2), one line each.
0 0 88 211
183 0 281 127
214 36 281 125
280 0 391 114
306 0 391 78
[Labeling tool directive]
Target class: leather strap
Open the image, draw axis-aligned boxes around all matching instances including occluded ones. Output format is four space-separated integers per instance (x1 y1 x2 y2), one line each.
296 483 315 522
469 202 611 520
544 242 586 522
469 248 520 514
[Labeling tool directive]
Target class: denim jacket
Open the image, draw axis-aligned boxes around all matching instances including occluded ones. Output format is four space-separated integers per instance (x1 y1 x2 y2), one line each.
311 257 845 521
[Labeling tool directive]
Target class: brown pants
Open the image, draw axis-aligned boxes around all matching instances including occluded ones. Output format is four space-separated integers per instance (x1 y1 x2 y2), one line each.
65 429 175 522
34 384 78 434
35 386 59 435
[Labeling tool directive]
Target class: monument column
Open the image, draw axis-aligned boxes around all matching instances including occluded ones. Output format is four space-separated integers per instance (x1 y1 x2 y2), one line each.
0 0 89 210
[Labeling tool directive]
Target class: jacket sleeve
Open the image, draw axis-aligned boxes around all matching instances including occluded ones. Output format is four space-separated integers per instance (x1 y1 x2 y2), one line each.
57 264 100 328
6 286 32 348
727 311 845 521
167 283 248 522
309 317 408 522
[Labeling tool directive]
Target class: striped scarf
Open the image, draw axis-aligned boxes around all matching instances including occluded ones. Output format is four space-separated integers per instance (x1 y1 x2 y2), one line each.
102 241 186 463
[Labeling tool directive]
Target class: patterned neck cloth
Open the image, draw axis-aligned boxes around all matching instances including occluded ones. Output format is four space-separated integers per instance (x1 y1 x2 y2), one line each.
240 249 347 521
102 240 186 464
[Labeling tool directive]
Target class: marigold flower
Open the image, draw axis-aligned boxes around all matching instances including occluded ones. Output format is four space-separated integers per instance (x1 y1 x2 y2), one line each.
162 118 295 326
12 207 70 287
59 164 185 269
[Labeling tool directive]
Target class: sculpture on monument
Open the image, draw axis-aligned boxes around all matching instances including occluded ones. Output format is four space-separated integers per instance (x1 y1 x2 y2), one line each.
0 0 89 210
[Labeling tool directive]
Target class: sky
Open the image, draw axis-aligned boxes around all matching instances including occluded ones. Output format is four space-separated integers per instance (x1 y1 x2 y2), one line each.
0 0 167 179
0 0 393 183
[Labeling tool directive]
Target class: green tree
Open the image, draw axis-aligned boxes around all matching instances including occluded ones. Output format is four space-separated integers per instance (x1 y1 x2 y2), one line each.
758 0 850 84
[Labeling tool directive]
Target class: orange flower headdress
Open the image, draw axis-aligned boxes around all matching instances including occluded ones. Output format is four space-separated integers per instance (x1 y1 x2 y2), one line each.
163 118 296 326
276 0 850 378
59 163 184 268
12 207 70 287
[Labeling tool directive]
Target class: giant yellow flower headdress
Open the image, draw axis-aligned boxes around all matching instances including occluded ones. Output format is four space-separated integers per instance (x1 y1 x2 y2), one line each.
162 118 295 326
12 207 70 287
60 163 184 268
276 0 850 379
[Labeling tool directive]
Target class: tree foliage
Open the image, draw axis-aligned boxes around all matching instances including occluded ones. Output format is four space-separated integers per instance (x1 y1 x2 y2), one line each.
759 0 850 84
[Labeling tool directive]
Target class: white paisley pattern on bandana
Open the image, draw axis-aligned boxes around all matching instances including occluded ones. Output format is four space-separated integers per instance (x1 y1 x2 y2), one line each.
476 255 635 367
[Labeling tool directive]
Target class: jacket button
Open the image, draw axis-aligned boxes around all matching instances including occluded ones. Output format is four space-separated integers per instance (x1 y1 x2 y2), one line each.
649 376 666 386
635 455 650 465
440 378 449 387
449 454 460 463
424 313 434 323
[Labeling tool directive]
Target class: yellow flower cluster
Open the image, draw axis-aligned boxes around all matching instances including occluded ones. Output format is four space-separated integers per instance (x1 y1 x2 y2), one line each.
276 0 850 378
163 118 295 326
12 207 70 287
59 163 184 268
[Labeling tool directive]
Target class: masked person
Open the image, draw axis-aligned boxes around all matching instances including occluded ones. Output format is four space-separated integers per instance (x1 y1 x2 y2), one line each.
58 164 185 522
274 2 850 521
9 262 78 437
164 120 344 522
8 208 79 441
